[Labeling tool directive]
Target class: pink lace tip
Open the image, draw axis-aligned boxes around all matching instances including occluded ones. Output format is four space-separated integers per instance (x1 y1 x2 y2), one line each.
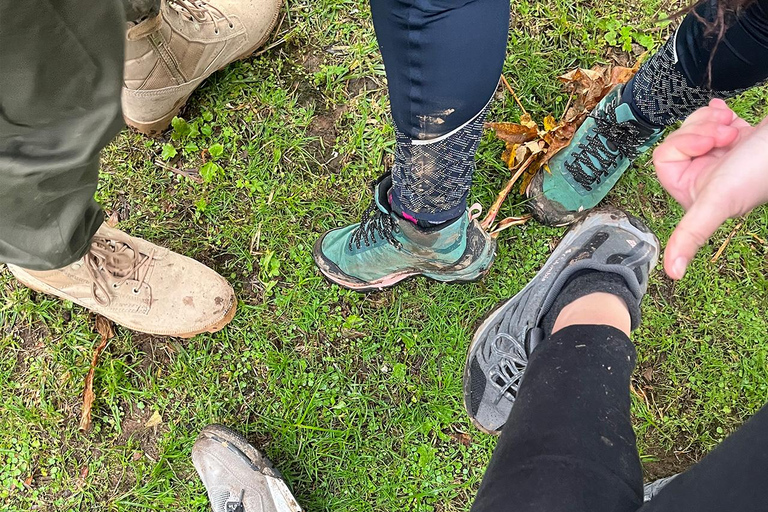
400 210 419 224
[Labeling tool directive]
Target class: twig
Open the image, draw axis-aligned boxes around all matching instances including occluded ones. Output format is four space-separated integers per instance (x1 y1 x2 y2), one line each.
560 93 574 123
154 160 203 184
480 154 537 230
711 219 745 263
490 215 531 238
500 75 528 116
254 35 289 57
80 316 114 432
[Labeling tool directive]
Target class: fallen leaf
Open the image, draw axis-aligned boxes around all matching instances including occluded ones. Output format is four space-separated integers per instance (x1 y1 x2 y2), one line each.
610 65 638 86
145 410 163 428
542 115 558 132
488 62 642 233
79 316 114 432
485 122 537 145
106 210 120 228
449 431 472 447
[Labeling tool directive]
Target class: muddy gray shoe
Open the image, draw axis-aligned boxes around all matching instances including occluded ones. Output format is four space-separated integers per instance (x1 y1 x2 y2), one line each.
463 208 660 434
123 0 282 134
644 474 678 502
192 424 302 512
313 172 496 292
7 224 236 338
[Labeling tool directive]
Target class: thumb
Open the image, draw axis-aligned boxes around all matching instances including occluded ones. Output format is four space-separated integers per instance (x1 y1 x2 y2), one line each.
664 197 729 280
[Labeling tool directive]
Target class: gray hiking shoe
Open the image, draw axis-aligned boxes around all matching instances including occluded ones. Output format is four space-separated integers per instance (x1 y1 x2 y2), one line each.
192 424 302 512
644 474 678 502
463 208 660 434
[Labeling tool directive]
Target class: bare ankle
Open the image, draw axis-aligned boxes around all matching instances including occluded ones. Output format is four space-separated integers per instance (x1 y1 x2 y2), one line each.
551 292 631 336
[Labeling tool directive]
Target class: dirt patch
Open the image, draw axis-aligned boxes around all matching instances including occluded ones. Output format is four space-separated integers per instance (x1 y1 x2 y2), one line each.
116 404 167 464
643 449 697 480
128 334 175 375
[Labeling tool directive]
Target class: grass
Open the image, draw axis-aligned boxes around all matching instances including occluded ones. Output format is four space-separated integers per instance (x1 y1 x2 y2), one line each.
1 0 767 510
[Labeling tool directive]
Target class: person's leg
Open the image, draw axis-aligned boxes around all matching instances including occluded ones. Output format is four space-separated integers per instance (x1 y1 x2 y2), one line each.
371 0 509 223
638 405 768 511
528 0 768 226
0 0 125 270
471 324 642 512
1 0 237 337
313 0 507 291
629 0 768 126
463 208 661 511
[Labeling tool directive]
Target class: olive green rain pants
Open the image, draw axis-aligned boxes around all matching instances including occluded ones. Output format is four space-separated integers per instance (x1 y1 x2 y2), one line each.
0 0 157 270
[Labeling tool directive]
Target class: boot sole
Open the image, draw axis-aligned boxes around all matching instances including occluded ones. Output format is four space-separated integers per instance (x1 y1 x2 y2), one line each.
7 265 237 339
124 4 284 135
312 225 497 292
196 424 275 472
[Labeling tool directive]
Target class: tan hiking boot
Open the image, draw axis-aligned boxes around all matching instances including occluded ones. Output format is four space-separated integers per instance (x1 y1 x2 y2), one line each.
7 224 236 338
122 0 282 134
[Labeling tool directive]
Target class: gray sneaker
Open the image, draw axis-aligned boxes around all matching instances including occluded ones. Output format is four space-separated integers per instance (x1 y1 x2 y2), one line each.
463 208 660 434
192 424 302 512
644 474 678 502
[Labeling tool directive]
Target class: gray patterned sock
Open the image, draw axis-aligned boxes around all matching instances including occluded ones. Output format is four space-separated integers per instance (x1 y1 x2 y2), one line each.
389 99 492 224
629 32 747 126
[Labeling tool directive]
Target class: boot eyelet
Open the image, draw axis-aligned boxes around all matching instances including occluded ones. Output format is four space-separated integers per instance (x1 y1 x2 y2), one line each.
229 23 234 29
112 283 120 289
132 288 140 295
214 29 219 34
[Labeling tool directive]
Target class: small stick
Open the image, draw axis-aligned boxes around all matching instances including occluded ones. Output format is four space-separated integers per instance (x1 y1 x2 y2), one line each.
500 75 528 116
154 160 203 184
711 220 745 262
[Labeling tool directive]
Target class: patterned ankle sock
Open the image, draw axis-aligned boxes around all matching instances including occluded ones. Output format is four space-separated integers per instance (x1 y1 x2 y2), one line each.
389 99 491 225
628 33 747 127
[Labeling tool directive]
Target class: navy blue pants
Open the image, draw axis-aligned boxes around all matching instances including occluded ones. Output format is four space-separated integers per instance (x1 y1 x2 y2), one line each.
472 325 768 512
371 0 768 221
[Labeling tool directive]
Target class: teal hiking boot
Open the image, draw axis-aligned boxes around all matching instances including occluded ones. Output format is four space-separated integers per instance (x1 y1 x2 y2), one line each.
527 85 664 226
313 173 496 292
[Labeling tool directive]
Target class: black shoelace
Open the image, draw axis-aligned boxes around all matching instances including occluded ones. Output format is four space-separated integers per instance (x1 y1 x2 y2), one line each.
225 489 245 512
565 103 649 191
348 200 402 251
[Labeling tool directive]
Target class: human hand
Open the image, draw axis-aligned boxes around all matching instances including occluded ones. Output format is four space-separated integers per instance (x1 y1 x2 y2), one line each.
652 99 768 279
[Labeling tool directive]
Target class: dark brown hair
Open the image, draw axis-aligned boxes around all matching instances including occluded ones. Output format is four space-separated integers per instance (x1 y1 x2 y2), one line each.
675 0 758 84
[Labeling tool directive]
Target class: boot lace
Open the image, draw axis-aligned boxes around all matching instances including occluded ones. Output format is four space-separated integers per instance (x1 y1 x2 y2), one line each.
84 236 155 307
169 0 233 31
348 201 402 251
489 333 528 404
565 103 649 191
225 489 245 512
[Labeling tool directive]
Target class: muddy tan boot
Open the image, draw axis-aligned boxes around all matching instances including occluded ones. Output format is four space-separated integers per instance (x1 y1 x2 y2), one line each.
6 224 236 338
122 0 282 134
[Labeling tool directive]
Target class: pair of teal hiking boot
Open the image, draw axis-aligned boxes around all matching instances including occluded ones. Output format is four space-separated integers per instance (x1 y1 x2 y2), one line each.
313 85 663 291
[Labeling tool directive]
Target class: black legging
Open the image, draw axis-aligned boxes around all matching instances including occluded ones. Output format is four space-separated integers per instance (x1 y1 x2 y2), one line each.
472 325 768 512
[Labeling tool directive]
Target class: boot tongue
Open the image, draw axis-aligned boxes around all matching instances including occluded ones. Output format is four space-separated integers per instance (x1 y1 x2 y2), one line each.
374 174 394 215
613 103 658 137
126 11 163 40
